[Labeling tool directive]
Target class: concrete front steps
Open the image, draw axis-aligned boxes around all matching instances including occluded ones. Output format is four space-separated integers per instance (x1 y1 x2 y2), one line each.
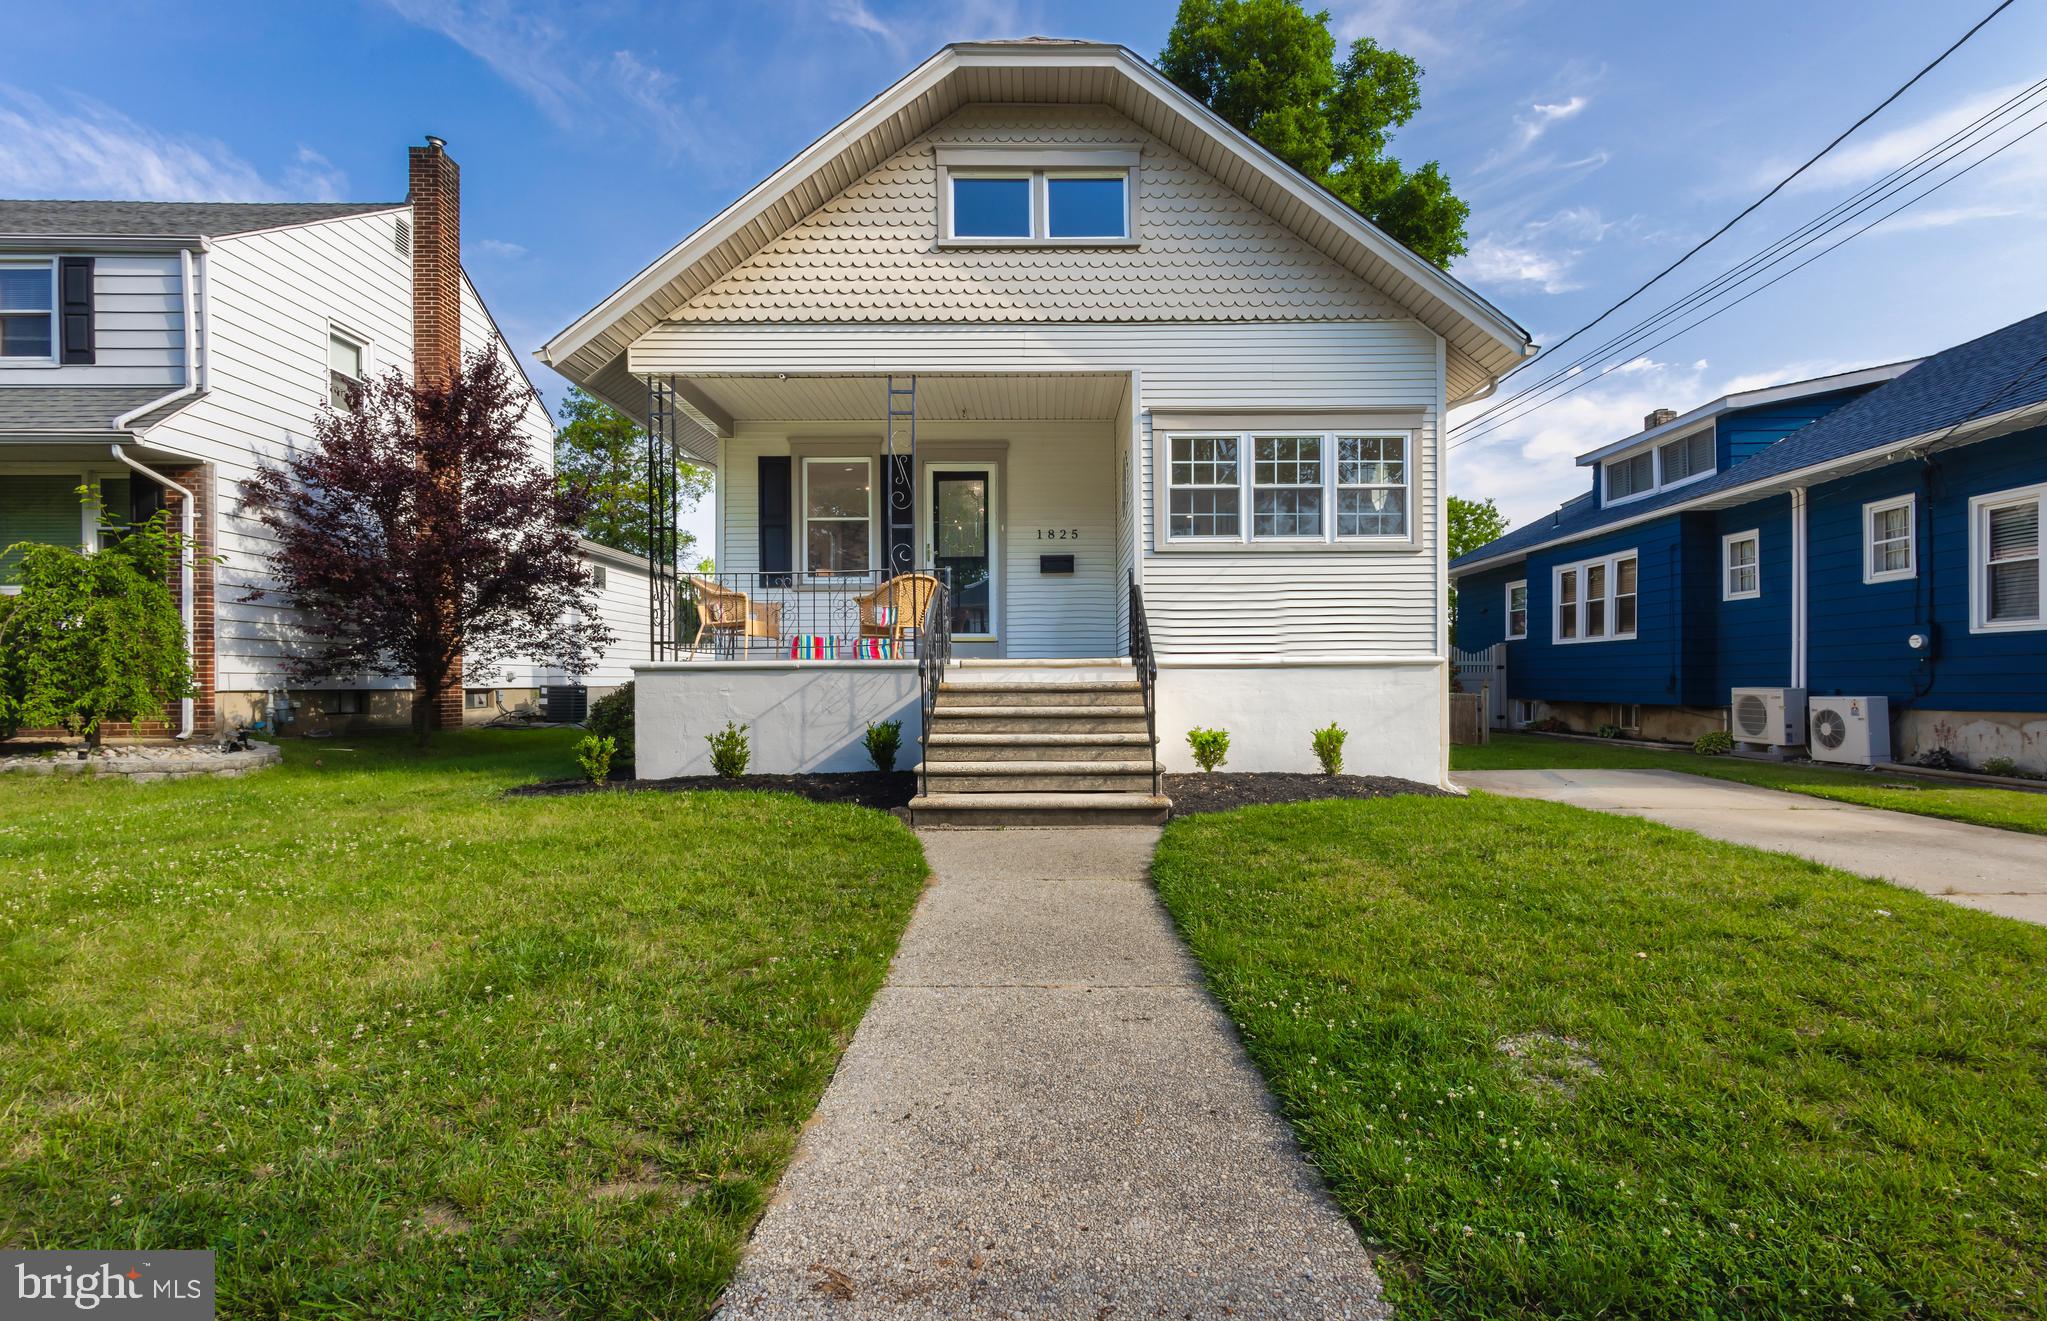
908 659 1170 827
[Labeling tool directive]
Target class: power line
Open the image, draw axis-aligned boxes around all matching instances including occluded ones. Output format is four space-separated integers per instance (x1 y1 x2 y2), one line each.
1454 76 2047 440
1450 113 2047 450
1473 0 2017 394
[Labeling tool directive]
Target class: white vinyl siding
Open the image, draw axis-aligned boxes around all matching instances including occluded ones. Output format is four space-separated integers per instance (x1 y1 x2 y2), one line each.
1971 483 2045 633
1863 494 1915 583
0 252 187 386
1553 550 1638 644
645 319 1444 660
1723 529 1760 600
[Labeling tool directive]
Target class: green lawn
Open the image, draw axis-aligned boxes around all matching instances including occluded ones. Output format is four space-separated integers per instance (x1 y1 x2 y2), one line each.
1154 796 2047 1320
1456 732 2047 835
0 730 927 1319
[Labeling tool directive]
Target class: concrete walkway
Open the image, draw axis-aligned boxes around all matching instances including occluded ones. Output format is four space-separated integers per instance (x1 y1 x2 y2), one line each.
1459 768 2047 924
718 828 1386 1319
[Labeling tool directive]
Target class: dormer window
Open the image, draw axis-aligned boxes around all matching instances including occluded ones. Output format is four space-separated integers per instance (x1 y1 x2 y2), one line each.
1605 451 1654 501
937 147 1136 246
1603 428 1715 504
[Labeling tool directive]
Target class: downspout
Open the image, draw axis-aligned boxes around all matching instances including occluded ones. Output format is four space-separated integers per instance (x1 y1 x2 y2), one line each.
110 445 196 740
112 244 205 429
1790 487 1809 688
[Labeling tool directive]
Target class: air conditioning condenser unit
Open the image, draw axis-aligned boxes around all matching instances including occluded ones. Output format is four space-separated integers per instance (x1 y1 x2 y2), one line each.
1730 687 1807 747
1808 695 1892 766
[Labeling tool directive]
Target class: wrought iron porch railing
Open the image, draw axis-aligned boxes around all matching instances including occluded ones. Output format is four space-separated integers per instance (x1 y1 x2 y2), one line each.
675 568 950 659
917 577 953 799
1128 570 1159 796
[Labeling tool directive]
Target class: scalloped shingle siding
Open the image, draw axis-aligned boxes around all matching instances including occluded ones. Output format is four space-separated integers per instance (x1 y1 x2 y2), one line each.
671 105 1400 323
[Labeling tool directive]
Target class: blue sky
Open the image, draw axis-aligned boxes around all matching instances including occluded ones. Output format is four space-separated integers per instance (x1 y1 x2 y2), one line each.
7 0 2046 553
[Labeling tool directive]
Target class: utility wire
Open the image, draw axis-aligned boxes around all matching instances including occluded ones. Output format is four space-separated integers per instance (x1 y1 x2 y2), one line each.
1455 77 2047 438
1449 114 2047 450
1467 0 2018 400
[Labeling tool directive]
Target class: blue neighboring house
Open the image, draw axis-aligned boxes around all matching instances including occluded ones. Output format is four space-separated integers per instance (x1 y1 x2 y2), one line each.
1451 309 2047 772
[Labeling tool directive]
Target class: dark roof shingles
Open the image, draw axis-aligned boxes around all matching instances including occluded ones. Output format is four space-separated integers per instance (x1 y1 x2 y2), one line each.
0 200 402 238
0 386 176 432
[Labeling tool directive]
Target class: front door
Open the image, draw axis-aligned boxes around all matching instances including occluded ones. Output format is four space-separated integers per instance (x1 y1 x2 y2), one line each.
925 466 997 644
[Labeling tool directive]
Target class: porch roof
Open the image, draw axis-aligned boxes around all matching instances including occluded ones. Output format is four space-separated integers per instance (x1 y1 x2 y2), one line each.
541 40 1532 416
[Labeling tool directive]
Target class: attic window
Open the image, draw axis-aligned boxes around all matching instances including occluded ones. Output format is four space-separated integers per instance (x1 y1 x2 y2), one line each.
936 147 1137 246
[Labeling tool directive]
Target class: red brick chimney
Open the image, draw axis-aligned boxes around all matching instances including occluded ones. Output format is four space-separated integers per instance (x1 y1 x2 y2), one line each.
409 136 467 729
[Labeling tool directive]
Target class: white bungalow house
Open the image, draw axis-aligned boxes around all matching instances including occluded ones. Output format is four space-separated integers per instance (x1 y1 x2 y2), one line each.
539 40 1532 819
0 140 649 739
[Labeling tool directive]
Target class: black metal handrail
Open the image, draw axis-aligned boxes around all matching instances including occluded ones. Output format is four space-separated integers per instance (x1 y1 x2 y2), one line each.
1128 570 1159 796
918 578 953 799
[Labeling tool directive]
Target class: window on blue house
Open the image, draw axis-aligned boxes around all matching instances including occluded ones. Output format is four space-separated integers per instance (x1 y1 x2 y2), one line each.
1605 452 1654 501
1723 530 1759 600
1553 550 1638 643
1973 485 2043 632
1506 580 1528 640
1863 495 1915 583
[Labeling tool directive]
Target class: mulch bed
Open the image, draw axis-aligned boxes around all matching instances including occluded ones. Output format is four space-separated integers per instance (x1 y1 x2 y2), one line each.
508 771 917 811
1162 771 1449 816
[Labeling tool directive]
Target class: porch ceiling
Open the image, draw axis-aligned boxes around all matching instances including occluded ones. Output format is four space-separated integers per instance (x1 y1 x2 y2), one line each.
689 372 1127 425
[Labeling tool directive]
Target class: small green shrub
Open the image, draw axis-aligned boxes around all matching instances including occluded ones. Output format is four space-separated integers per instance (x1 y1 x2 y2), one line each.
1186 727 1230 773
1596 723 1623 740
585 681 634 761
1983 755 2020 779
575 734 616 785
1311 722 1347 775
1528 716 1569 734
1693 730 1734 756
864 719 903 773
706 721 750 779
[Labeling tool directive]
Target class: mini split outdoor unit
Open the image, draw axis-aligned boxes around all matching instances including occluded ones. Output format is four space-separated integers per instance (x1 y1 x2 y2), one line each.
1730 687 1807 747
1808 695 1893 766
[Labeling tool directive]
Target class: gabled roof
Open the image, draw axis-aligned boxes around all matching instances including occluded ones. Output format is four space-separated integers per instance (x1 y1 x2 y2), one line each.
540 39 1532 405
0 200 404 241
1572 360 1920 467
1451 309 2047 577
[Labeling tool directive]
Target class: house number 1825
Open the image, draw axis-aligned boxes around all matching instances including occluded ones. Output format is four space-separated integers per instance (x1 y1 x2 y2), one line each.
1035 528 1081 540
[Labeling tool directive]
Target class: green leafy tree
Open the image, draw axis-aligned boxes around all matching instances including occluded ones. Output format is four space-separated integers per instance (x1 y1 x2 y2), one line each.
1159 0 1469 266
553 387 711 565
1447 494 1509 643
0 494 196 747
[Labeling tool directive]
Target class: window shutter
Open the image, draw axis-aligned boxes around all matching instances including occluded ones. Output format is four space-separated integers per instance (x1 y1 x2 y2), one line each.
58 256 94 365
758 456 792 584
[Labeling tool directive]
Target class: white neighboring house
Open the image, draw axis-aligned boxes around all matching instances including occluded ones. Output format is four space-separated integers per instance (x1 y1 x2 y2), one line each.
540 40 1531 810
0 140 636 738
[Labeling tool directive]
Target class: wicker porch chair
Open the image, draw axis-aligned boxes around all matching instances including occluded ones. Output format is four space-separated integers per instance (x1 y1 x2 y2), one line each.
687 575 781 656
855 572 940 647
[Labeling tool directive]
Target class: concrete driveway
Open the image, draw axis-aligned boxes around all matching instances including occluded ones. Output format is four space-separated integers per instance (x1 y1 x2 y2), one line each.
1458 768 2047 925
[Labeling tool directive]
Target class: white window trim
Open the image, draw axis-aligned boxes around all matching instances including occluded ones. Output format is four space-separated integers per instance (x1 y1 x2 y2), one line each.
1160 426 1416 548
800 455 879 579
1722 529 1760 601
1248 432 1327 542
1862 493 1916 584
1504 578 1528 640
1968 481 2047 634
327 322 373 409
1601 431 1718 507
1551 549 1639 645
0 256 59 366
935 146 1139 247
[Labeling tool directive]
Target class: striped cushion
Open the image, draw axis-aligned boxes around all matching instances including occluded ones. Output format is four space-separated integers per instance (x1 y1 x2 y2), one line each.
854 637 896 660
789 635 839 660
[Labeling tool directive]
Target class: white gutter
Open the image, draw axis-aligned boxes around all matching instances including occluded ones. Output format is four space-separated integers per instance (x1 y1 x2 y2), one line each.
112 245 206 429
1790 487 1808 688
109 444 196 740
1448 395 2047 580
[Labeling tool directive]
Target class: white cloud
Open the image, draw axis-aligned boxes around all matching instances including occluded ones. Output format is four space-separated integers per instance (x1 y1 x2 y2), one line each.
380 0 707 161
1517 94 1588 147
1457 236 1583 294
471 238 528 260
818 0 1038 57
0 84 345 201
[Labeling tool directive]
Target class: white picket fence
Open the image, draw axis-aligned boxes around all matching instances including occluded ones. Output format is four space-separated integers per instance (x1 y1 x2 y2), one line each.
1451 643 1508 729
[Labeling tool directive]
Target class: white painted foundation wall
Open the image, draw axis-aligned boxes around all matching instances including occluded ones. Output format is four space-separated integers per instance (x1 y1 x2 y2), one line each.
634 660 922 778
1155 660 1446 784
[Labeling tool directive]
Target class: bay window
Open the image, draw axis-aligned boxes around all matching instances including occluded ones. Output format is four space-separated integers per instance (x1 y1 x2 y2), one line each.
1553 550 1638 643
1972 483 2044 631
